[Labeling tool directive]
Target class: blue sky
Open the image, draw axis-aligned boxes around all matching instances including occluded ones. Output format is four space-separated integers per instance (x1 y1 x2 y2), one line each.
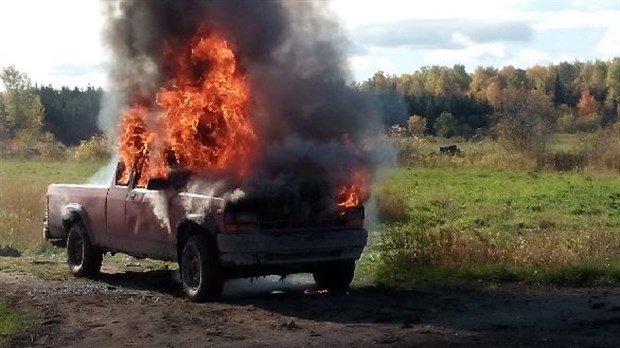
0 0 618 88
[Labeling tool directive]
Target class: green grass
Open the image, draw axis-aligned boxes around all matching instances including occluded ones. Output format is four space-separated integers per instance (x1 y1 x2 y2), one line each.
370 261 620 289
380 167 620 231
547 133 598 153
0 298 26 338
0 159 105 253
0 257 69 281
367 166 620 287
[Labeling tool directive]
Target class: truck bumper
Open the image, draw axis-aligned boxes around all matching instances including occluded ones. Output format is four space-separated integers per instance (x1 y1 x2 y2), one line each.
217 228 367 269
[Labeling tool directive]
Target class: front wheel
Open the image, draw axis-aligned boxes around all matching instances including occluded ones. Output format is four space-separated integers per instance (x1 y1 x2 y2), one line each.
66 223 103 278
180 234 224 302
313 260 356 290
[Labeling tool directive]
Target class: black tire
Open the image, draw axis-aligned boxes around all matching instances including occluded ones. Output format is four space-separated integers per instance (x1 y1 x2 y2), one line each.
313 260 356 290
180 234 224 302
66 223 103 278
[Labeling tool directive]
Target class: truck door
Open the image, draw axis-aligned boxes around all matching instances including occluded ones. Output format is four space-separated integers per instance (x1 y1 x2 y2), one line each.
104 163 175 259
124 180 174 259
105 163 131 251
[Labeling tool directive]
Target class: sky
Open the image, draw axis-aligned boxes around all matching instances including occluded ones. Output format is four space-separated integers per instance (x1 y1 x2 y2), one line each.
0 0 618 89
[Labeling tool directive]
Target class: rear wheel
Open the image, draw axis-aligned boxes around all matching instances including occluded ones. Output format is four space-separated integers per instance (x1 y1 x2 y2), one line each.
66 224 103 278
180 234 224 302
313 260 356 290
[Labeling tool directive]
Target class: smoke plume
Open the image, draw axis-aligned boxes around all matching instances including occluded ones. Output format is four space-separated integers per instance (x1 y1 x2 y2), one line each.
99 0 384 212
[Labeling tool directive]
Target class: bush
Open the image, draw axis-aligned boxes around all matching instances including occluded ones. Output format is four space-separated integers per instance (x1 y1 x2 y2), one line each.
573 113 601 132
407 115 426 136
435 112 458 138
557 112 576 133
1 130 67 159
495 90 555 154
74 134 111 161
588 129 620 171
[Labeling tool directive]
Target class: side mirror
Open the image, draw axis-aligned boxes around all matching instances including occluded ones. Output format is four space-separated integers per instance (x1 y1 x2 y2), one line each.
146 178 170 190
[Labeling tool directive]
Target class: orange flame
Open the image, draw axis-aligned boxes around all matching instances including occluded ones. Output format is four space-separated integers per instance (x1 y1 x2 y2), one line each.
117 28 370 210
338 185 361 208
118 30 255 186
337 170 369 208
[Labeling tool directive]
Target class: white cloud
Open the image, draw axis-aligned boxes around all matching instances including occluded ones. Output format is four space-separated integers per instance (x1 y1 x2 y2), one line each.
330 0 524 27
349 53 395 74
0 0 617 86
502 49 552 69
532 9 620 31
0 0 104 87
424 41 506 68
333 0 620 80
595 25 620 57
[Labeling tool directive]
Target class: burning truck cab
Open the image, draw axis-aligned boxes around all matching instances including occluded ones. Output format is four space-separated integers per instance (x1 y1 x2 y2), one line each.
44 162 368 302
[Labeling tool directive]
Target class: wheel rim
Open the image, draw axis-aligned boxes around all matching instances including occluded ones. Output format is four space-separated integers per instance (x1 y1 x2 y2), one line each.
68 234 83 266
182 243 202 291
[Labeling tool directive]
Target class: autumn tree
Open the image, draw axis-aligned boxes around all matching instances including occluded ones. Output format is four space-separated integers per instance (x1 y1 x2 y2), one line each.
0 66 45 147
485 79 503 108
470 66 498 97
607 58 620 122
495 90 555 153
407 115 426 136
580 60 608 101
526 65 550 93
577 89 599 116
501 66 527 90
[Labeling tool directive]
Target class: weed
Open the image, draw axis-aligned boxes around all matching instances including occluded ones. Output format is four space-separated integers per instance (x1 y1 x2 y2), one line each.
0 298 26 338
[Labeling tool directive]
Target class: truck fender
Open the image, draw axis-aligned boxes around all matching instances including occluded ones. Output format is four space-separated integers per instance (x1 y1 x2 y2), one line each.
175 214 219 259
61 203 93 240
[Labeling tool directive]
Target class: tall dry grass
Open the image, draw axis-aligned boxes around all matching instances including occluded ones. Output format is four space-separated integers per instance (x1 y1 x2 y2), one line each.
395 130 620 173
379 224 620 268
0 159 103 253
0 181 46 248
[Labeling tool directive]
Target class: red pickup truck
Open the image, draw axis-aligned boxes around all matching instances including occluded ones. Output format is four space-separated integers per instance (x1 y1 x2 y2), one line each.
43 163 367 301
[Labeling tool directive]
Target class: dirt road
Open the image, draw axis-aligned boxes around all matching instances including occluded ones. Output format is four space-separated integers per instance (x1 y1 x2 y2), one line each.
1 261 619 348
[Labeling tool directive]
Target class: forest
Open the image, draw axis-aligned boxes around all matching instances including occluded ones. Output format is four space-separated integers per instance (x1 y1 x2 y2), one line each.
0 58 619 156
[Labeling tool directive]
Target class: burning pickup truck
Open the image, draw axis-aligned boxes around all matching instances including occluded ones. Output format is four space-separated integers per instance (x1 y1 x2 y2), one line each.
44 162 367 301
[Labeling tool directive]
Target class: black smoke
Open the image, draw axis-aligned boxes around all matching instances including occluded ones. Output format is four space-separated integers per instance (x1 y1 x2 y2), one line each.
100 0 384 212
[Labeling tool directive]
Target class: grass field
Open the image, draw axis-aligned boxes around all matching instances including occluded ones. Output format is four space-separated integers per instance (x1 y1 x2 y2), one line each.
0 298 25 338
367 167 620 286
397 132 620 172
0 159 104 253
1 144 620 287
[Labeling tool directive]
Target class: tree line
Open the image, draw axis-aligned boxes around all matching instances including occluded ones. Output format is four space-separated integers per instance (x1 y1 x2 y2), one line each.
0 66 102 152
1 59 619 153
357 58 620 139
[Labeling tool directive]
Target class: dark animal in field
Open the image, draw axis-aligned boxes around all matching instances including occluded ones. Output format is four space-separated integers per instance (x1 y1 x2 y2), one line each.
0 245 21 257
439 144 461 155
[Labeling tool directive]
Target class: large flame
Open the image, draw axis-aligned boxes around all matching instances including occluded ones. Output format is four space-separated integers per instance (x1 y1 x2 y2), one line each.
117 28 367 209
118 30 255 186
